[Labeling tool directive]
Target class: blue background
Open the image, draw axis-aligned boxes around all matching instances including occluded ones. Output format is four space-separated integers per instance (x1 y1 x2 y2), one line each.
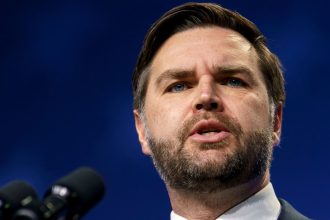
1 0 329 219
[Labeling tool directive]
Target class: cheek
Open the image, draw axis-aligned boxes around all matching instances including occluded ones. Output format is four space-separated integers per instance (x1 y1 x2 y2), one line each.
227 96 271 132
144 76 195 134
145 99 187 139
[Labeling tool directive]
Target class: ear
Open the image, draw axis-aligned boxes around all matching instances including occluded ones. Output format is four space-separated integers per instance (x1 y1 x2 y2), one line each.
133 109 152 156
272 104 283 147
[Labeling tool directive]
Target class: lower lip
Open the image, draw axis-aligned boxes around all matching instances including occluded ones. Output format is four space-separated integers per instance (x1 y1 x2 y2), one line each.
189 131 231 143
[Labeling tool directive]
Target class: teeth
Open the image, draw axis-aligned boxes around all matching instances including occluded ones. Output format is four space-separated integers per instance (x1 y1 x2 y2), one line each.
200 131 219 136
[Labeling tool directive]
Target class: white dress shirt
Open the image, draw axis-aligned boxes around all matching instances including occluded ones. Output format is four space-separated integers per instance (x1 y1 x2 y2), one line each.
171 183 281 220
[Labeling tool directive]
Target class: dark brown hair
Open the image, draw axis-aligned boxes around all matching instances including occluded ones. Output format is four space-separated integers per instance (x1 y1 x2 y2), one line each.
132 2 285 112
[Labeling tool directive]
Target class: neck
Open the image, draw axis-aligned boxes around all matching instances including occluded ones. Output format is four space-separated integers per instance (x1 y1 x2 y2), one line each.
167 172 270 220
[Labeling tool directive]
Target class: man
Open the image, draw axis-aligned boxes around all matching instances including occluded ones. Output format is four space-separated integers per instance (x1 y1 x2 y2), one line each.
132 2 310 220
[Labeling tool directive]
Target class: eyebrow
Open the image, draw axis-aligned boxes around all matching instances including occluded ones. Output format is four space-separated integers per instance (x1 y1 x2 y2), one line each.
214 65 252 76
214 65 258 85
155 65 258 86
155 69 194 86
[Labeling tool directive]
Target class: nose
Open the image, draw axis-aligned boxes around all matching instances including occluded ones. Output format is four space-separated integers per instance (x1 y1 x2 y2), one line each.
192 76 222 112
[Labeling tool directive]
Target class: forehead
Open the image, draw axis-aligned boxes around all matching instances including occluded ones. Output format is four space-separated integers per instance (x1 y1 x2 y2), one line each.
150 26 259 76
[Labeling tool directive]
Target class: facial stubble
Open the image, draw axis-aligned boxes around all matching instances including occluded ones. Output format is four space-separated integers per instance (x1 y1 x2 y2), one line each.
144 113 273 193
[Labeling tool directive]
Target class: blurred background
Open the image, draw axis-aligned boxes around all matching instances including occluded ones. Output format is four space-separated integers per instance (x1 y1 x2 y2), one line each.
0 0 328 219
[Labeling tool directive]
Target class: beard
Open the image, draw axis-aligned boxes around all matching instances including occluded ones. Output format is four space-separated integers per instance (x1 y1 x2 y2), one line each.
145 112 273 193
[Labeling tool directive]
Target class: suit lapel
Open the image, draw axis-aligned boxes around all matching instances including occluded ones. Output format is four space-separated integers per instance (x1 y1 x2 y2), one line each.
278 198 310 220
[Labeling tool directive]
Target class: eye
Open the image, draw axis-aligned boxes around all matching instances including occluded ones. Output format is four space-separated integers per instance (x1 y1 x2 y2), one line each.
223 78 246 87
168 82 189 93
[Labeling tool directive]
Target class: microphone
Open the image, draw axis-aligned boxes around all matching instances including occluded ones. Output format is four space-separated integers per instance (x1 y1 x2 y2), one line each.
0 180 38 220
42 167 105 220
13 167 105 220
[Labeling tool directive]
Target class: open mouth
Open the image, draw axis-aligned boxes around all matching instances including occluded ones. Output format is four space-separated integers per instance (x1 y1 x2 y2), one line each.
189 119 230 143
197 129 221 136
191 120 227 135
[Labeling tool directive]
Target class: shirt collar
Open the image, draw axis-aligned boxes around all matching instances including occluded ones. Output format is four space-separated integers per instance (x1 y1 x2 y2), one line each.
171 183 281 220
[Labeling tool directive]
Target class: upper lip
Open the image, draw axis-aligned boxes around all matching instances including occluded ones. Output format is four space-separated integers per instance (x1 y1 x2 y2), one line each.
189 119 229 136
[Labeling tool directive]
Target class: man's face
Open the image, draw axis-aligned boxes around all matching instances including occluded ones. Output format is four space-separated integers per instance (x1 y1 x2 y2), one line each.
134 27 282 192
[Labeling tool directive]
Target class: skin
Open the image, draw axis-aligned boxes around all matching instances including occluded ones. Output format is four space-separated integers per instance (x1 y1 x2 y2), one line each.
134 26 282 219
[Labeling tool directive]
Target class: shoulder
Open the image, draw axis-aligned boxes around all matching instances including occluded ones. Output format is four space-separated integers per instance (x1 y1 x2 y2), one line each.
278 198 311 220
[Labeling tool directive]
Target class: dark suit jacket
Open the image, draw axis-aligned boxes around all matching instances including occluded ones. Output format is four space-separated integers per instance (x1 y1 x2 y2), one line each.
278 199 311 220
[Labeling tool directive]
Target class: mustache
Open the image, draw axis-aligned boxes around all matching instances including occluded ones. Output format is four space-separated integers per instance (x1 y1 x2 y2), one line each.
178 112 243 142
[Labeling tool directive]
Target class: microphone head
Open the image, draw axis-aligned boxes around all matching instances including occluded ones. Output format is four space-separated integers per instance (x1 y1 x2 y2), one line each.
0 181 38 218
44 167 105 218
